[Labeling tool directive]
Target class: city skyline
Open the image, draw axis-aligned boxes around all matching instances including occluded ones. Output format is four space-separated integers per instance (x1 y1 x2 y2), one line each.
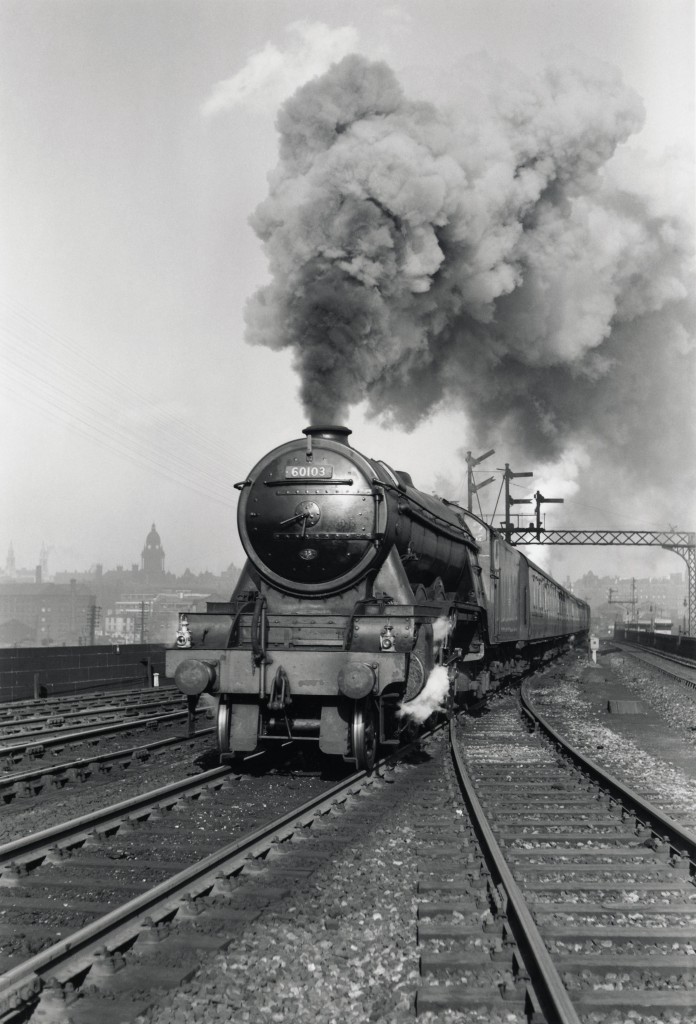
0 539 688 650
1 521 689 596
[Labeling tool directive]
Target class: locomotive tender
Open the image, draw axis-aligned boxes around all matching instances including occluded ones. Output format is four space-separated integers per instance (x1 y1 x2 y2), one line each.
166 426 589 769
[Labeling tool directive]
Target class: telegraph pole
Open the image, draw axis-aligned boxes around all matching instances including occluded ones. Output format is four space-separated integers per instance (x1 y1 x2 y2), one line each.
465 448 495 513
608 579 637 621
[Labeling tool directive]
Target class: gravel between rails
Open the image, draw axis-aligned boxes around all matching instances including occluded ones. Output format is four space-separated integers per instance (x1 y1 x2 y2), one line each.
131 735 523 1024
126 654 696 1024
0 733 220 845
528 652 696 828
13 652 696 1024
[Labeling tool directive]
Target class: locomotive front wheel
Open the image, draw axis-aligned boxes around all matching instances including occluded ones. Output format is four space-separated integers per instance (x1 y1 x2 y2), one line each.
217 698 232 755
217 699 244 765
352 697 378 772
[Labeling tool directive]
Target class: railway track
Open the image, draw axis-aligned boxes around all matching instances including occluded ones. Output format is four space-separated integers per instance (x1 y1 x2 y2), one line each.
0 743 386 1023
0 686 174 720
0 693 187 742
527 661 696 835
0 707 207 772
0 728 215 807
612 640 696 689
415 688 696 1020
2 662 695 1023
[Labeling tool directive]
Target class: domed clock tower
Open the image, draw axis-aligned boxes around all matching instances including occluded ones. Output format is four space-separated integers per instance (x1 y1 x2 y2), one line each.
141 523 165 578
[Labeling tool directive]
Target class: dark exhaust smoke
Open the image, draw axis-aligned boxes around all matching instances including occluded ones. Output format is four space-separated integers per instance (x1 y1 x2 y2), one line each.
245 53 694 512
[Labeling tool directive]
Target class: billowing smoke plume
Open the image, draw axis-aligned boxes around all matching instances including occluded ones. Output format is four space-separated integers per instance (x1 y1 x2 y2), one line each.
246 54 694 509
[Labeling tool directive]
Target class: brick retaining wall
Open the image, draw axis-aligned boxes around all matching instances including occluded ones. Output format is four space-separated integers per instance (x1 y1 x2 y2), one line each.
0 644 168 702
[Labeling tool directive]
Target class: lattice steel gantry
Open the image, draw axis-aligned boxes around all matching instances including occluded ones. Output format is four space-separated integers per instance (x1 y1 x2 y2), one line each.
511 529 696 637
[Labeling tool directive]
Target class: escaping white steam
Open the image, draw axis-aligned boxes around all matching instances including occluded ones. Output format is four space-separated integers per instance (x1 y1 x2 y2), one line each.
398 665 451 724
432 615 451 645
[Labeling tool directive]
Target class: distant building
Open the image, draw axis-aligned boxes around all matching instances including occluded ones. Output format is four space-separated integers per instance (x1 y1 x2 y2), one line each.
5 543 16 580
148 591 211 643
103 591 213 644
40 542 49 581
0 579 96 647
2 522 242 646
0 618 35 646
103 595 157 644
0 543 37 584
573 570 687 634
141 523 165 580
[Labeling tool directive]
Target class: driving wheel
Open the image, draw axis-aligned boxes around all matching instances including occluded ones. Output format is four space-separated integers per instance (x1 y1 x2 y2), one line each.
216 698 245 765
351 697 378 772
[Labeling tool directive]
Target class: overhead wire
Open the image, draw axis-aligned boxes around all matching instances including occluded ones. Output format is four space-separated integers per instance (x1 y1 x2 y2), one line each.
0 349 240 506
0 297 246 472
0 317 241 489
0 298 250 505
558 496 677 532
0 355 238 508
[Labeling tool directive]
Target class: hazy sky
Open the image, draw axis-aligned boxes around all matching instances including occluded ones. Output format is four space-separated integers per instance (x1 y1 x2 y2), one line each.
1 0 693 584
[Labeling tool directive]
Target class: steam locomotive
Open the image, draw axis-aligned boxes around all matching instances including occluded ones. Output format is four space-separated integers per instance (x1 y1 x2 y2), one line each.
166 426 590 770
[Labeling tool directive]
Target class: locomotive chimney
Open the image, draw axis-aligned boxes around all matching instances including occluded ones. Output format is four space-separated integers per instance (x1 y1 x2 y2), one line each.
303 425 352 446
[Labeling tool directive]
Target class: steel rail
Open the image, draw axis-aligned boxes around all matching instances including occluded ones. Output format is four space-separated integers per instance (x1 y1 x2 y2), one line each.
0 763 234 868
0 701 185 743
519 682 696 865
0 709 200 760
449 718 583 1024
0 761 381 1015
0 719 434 867
612 642 696 688
0 696 183 730
0 685 169 714
0 728 215 795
